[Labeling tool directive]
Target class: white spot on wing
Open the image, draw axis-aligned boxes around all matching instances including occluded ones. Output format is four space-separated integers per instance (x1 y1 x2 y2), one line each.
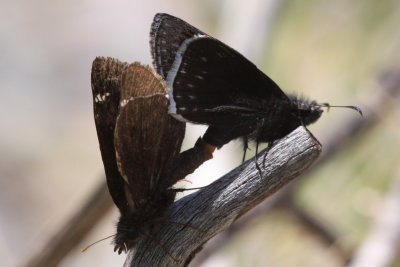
95 93 111 103
120 93 166 108
94 94 101 103
120 97 134 107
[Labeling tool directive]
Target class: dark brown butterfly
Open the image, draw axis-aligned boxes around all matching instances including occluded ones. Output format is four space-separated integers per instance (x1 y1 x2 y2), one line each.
92 58 188 254
150 13 362 157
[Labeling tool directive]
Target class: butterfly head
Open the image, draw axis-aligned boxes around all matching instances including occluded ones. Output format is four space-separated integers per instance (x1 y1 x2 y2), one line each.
290 95 363 127
114 213 143 254
290 96 323 126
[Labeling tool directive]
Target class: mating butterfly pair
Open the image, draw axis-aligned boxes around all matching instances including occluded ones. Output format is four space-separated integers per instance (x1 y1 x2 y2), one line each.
91 13 361 255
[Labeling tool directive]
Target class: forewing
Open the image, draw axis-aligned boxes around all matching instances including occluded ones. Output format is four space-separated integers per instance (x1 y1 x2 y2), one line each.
91 57 129 211
166 36 289 126
114 63 185 207
150 13 205 79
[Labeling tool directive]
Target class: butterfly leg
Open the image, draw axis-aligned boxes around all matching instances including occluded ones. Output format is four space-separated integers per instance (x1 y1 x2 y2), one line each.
242 136 249 162
262 141 274 168
172 180 219 193
254 139 263 177
177 178 192 184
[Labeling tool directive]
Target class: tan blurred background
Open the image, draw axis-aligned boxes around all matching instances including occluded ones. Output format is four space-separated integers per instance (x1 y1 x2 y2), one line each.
1 0 399 266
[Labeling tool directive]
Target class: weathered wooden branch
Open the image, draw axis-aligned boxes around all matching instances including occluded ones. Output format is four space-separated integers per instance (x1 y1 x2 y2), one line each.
124 126 321 267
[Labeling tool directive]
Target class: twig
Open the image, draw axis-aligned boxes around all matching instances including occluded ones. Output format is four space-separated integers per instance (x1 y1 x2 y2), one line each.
124 126 321 266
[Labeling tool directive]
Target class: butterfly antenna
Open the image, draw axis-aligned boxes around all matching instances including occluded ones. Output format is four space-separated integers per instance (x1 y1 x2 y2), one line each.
81 234 116 252
319 103 363 117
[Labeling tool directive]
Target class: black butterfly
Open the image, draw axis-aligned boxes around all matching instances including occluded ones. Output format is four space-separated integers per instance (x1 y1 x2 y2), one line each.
91 58 187 254
150 13 361 156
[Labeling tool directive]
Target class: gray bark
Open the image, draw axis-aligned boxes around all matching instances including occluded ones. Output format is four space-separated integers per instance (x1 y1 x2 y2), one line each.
125 126 322 267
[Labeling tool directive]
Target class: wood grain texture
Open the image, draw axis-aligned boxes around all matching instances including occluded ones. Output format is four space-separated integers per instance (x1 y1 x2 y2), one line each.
124 126 322 267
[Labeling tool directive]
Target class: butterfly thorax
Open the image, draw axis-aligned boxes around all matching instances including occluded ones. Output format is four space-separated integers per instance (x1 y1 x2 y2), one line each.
253 95 323 143
248 96 299 143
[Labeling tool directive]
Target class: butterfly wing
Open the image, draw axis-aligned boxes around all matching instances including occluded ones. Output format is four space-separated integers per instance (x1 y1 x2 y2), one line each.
150 13 206 79
151 14 290 125
113 63 185 209
165 36 289 126
91 57 129 211
151 14 297 147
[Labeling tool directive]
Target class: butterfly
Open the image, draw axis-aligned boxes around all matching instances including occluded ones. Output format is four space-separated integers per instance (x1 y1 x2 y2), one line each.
150 13 361 159
91 58 189 254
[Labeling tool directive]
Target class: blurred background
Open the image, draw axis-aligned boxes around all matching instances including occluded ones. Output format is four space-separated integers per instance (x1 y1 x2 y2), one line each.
1 0 399 266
